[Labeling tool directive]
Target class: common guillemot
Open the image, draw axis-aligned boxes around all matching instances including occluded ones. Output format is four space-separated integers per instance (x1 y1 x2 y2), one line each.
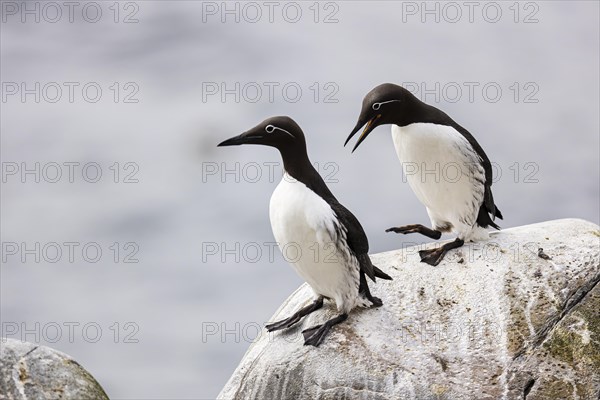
218 116 392 346
345 83 503 266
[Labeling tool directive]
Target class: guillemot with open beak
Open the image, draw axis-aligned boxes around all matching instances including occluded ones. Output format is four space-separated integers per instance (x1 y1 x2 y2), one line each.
218 116 392 346
345 83 503 266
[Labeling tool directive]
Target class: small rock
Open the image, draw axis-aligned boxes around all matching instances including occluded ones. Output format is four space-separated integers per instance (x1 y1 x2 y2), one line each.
538 248 552 260
0 339 109 400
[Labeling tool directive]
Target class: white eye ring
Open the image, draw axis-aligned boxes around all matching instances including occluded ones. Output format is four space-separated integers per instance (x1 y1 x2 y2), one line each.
264 124 295 138
372 99 400 111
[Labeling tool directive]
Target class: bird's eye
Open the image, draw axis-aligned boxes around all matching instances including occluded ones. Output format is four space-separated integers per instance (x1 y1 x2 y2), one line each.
265 125 275 133
372 103 381 111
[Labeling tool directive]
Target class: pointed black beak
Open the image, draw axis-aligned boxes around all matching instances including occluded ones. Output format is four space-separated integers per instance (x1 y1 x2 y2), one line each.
217 130 263 147
344 118 366 147
344 114 381 153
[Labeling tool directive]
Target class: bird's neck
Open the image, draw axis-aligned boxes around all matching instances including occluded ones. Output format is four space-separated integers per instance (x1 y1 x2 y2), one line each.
280 146 313 182
279 147 336 202
391 99 453 128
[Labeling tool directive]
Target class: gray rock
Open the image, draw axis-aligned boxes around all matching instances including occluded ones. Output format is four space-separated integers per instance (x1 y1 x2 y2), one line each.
0 339 108 400
218 219 600 400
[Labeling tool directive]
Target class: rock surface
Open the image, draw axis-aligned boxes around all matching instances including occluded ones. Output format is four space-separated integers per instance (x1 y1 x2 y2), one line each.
218 219 600 400
0 339 108 400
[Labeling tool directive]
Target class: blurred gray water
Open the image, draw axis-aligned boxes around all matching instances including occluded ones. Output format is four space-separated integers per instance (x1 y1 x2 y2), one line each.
1 1 598 398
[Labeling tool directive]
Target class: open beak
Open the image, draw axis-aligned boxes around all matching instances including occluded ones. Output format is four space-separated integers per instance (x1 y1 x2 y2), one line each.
344 114 381 153
217 130 263 147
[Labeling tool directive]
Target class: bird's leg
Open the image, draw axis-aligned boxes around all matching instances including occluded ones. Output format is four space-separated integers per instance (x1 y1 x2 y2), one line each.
265 297 324 332
302 313 348 347
386 224 442 240
359 270 383 307
418 238 464 266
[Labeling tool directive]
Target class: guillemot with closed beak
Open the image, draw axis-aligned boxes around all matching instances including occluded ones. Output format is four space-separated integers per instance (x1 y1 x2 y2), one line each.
345 83 503 266
218 116 392 346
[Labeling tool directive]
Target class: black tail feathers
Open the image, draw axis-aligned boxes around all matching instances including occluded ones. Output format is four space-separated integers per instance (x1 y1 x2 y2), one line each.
495 206 503 220
477 203 503 230
373 265 392 280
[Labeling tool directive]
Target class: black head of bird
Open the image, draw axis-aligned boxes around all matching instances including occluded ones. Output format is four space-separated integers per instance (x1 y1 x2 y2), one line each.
217 116 312 178
345 83 422 152
217 115 306 153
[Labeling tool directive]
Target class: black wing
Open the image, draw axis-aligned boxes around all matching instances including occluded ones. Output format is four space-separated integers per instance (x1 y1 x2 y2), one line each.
329 202 391 281
301 166 391 281
451 122 503 228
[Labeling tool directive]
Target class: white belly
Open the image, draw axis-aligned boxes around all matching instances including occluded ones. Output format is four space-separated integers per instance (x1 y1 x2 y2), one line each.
269 174 366 312
391 123 485 238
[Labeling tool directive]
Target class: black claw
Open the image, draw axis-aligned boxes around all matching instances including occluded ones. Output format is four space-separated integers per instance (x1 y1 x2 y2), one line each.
304 335 323 347
303 325 328 347
386 226 412 234
419 249 444 266
418 238 465 266
385 224 442 240
370 296 383 307
265 318 297 332
301 314 348 347
302 325 322 342
265 298 324 333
